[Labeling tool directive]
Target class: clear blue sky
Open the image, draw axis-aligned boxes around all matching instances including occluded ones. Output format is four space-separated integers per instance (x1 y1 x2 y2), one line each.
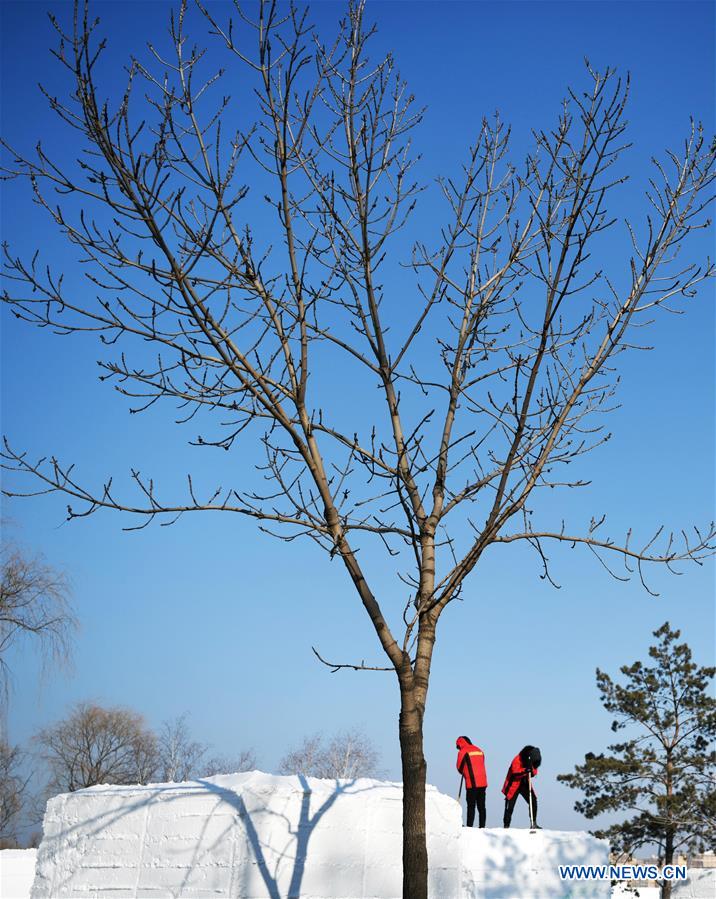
1 0 714 836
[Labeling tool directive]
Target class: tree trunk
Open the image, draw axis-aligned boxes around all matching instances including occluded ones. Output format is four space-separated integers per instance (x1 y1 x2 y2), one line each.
662 752 674 899
662 828 675 899
399 688 428 899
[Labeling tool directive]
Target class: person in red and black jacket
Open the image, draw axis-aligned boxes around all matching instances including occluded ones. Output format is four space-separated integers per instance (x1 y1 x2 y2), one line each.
502 745 540 828
455 736 488 827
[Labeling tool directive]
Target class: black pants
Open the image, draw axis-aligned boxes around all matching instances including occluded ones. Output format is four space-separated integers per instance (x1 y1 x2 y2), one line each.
503 780 537 827
466 786 486 827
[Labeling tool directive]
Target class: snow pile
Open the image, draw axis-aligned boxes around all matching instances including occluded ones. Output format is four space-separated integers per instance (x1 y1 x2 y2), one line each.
611 869 716 899
673 868 716 899
29 770 614 898
30 771 460 898
460 828 609 898
0 849 38 899
612 887 659 899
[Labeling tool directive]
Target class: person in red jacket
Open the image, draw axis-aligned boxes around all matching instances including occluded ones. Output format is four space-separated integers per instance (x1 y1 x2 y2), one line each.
456 736 488 827
502 745 540 828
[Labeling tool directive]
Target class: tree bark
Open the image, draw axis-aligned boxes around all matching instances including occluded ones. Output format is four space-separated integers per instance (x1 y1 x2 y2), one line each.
662 752 674 899
662 827 675 899
399 684 428 899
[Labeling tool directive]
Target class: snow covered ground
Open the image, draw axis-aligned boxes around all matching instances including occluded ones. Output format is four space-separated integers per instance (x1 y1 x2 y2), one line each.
18 770 712 899
4 783 713 899
612 871 716 899
3 844 713 898
0 849 37 899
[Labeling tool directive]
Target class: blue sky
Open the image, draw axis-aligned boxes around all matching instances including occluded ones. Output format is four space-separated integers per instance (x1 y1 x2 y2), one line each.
1 0 714 836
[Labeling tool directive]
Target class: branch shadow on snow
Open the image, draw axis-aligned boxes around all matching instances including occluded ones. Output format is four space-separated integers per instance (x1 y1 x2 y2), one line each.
197 774 374 899
33 773 382 898
460 830 530 899
461 826 610 899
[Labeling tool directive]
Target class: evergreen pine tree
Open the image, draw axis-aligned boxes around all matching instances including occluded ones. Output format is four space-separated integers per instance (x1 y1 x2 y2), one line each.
558 622 716 899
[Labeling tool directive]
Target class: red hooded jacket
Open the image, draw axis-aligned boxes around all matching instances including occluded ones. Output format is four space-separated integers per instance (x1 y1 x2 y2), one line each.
501 752 538 800
456 737 487 789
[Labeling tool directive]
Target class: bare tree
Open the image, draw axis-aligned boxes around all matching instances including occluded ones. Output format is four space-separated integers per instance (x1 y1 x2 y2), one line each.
201 750 257 776
157 713 258 780
157 713 208 782
36 701 158 793
279 729 380 779
0 538 76 690
1 1 714 893
0 739 29 842
279 734 324 778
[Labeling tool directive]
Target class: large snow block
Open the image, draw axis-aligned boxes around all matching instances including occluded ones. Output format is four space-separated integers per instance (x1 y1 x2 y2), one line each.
612 869 715 899
30 771 618 898
0 849 38 899
673 868 716 899
30 771 461 898
460 828 610 899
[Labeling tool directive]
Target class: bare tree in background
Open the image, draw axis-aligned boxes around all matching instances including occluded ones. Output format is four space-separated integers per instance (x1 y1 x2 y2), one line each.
36 702 158 792
157 713 208 782
0 538 77 690
279 734 324 778
201 749 257 776
1 1 714 893
156 712 257 780
279 729 380 779
0 739 29 843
